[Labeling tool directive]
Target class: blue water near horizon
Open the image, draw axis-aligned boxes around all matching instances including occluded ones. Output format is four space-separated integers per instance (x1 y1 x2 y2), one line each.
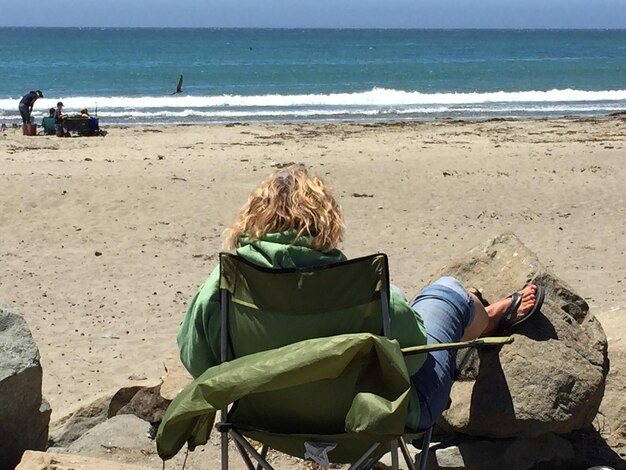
1 27 626 125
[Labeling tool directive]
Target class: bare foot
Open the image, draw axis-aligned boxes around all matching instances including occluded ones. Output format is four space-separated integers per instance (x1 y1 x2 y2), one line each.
483 285 537 335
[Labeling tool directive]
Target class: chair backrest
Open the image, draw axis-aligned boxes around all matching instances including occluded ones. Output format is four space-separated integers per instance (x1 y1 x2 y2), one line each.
41 116 55 133
219 252 392 358
218 252 394 435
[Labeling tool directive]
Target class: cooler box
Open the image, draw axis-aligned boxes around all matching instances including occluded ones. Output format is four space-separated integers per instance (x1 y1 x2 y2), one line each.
23 123 37 136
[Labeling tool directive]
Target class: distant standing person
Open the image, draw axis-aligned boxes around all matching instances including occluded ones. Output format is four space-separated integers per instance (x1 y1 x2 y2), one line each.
54 102 68 137
19 90 43 125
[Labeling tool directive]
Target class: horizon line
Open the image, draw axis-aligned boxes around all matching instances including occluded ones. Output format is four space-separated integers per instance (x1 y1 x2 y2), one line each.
1 26 626 31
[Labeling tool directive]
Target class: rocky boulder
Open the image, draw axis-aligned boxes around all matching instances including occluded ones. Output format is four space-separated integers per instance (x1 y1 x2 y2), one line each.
65 414 154 456
48 392 113 448
594 308 626 462
0 303 51 469
435 233 608 438
429 433 574 470
49 378 166 449
109 381 169 424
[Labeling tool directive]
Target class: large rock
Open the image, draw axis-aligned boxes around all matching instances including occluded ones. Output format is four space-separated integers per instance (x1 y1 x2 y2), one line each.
48 356 183 453
595 308 626 462
375 434 575 470
48 392 112 448
65 414 153 455
49 378 165 448
436 233 608 438
0 304 51 469
431 434 575 470
109 380 168 424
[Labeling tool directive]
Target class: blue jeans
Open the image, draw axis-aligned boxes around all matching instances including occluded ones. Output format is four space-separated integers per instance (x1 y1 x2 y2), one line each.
19 102 31 124
405 276 474 431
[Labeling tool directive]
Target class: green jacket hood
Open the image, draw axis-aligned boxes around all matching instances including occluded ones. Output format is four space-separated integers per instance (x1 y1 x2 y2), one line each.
236 231 346 269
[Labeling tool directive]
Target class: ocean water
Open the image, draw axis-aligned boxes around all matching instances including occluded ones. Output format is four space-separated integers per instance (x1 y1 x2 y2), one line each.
1 28 626 125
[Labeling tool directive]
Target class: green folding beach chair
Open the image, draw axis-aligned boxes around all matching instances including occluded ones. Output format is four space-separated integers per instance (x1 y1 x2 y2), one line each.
156 253 513 470
41 116 55 135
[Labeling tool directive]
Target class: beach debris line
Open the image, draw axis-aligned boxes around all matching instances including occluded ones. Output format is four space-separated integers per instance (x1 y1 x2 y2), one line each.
270 161 297 168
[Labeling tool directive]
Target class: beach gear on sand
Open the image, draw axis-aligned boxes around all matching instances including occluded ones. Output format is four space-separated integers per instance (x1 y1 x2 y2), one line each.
22 123 37 136
499 285 545 332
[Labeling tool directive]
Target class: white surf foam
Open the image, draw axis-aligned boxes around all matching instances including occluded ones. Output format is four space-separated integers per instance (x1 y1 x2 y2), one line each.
2 87 626 112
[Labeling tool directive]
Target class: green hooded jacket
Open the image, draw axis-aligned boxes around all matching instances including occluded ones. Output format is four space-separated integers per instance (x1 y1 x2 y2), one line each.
177 231 427 430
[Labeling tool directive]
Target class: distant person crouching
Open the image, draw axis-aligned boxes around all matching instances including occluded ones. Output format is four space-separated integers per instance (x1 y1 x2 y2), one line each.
54 102 68 137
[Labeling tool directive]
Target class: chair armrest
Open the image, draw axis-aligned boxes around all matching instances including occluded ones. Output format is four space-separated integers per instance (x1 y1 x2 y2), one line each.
400 336 514 356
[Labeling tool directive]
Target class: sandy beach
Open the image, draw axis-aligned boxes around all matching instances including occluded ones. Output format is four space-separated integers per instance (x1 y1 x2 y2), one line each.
1 117 625 464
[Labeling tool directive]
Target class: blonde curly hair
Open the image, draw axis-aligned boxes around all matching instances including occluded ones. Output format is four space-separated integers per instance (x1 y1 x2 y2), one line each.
225 164 344 251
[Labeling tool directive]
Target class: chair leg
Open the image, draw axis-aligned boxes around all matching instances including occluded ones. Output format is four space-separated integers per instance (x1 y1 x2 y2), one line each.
390 439 399 470
417 427 433 470
256 445 269 470
220 407 229 470
221 430 229 470
232 437 257 470
399 437 417 470
347 443 380 470
229 431 274 470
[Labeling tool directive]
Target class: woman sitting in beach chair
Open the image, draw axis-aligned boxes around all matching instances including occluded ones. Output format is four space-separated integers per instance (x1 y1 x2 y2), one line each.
177 164 544 433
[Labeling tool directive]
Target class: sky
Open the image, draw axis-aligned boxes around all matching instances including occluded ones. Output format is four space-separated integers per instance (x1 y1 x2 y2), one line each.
2 0 626 29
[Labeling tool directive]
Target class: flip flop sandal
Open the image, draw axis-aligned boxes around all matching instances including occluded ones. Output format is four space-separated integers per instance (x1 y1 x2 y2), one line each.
457 285 545 376
499 285 545 332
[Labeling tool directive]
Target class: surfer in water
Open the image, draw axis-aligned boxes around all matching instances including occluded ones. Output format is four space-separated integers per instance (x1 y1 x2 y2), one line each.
172 74 184 95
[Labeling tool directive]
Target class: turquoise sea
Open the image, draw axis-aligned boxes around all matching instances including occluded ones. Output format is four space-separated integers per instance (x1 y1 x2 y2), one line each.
1 28 626 125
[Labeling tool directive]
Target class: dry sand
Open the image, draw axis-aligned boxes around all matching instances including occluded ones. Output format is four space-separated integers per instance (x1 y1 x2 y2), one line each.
1 117 625 465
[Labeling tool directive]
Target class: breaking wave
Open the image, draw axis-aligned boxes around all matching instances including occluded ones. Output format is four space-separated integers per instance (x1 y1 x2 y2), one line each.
2 88 625 124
